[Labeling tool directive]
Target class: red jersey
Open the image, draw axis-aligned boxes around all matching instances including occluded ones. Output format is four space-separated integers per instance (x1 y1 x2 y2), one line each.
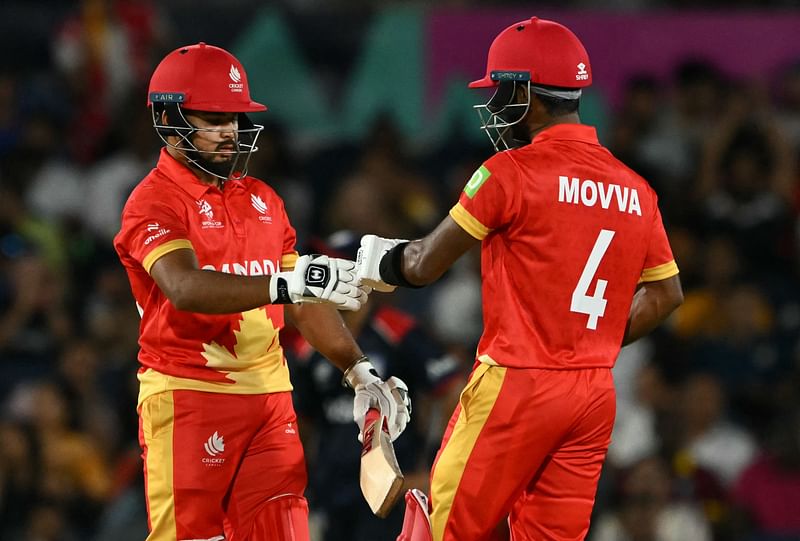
449 124 677 369
114 149 299 405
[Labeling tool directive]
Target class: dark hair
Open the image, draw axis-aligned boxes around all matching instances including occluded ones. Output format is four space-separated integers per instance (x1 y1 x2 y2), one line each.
535 93 580 116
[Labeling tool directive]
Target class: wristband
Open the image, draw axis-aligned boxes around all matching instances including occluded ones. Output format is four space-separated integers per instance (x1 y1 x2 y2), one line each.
341 355 371 388
378 243 424 289
269 274 293 304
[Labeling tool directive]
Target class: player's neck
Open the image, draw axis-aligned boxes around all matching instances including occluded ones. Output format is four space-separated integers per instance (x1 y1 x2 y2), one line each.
191 166 224 189
527 113 581 139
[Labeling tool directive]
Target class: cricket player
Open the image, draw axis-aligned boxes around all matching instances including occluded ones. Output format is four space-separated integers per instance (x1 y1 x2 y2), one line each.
113 43 410 541
358 17 684 541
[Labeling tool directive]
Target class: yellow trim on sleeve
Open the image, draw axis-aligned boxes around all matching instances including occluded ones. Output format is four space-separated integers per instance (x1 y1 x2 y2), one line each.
449 203 491 240
143 239 194 274
640 260 679 282
281 252 299 270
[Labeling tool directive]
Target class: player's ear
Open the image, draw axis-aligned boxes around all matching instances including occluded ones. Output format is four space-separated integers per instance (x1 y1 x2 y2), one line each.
515 83 530 105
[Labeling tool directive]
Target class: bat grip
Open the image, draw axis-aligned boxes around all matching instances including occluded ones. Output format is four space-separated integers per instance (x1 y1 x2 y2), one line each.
365 408 381 427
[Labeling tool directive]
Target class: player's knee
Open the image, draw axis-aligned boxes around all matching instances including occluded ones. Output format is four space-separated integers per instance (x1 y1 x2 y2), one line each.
397 489 433 541
248 493 310 541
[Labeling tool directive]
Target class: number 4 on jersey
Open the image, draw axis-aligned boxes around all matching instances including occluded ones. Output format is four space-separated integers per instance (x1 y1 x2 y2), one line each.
571 229 615 330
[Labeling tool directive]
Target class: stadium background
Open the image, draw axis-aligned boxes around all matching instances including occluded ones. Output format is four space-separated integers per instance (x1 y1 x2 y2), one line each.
1 0 800 540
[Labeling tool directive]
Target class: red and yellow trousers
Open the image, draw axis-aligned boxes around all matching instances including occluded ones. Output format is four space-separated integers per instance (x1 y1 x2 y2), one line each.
430 363 616 541
139 390 307 541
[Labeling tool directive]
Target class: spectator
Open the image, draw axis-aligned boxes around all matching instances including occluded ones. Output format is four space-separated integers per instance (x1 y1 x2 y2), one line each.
675 373 757 488
731 408 800 540
696 82 795 270
591 456 712 541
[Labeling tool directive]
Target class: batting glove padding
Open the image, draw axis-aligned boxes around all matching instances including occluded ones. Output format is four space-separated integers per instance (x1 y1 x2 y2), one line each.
347 360 412 443
357 235 408 292
269 254 367 311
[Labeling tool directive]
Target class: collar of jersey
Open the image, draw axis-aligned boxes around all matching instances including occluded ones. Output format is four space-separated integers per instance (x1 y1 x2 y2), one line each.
531 123 599 146
156 148 245 198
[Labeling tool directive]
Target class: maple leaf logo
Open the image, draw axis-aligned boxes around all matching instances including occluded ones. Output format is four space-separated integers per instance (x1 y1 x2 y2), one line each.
200 308 284 384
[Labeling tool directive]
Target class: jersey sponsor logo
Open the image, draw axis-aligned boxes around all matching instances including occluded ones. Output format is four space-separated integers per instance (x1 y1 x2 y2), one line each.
464 165 491 198
250 194 272 223
202 431 226 466
143 222 170 245
196 199 224 228
229 64 244 93
558 176 641 216
576 62 589 81
201 258 280 276
285 422 296 435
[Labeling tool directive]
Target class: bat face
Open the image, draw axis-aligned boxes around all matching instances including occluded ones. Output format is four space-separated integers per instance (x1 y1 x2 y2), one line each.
360 409 405 517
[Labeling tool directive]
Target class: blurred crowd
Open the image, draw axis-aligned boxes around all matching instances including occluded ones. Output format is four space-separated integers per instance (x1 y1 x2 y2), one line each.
2 1 800 541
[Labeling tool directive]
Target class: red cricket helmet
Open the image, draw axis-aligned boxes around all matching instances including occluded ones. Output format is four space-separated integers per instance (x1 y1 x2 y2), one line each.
147 43 266 181
468 17 591 90
148 42 266 112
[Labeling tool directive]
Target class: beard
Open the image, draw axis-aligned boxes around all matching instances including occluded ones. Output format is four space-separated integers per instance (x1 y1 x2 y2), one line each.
185 138 242 178
193 152 237 178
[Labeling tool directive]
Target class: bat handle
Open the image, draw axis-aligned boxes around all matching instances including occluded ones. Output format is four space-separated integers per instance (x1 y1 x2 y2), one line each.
365 408 389 435
365 408 381 427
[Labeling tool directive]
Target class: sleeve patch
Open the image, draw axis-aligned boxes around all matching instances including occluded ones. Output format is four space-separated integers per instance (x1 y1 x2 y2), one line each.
450 203 490 240
464 165 491 198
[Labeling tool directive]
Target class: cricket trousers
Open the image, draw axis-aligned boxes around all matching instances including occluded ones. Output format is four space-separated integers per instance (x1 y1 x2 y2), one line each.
429 362 616 541
139 390 308 541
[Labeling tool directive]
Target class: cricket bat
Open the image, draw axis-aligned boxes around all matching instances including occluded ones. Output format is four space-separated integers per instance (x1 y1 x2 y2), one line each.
360 408 404 518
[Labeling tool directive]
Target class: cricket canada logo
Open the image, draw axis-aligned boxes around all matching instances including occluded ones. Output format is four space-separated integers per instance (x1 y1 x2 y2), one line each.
229 64 243 93
229 65 241 83
250 194 272 223
202 431 226 466
196 199 223 229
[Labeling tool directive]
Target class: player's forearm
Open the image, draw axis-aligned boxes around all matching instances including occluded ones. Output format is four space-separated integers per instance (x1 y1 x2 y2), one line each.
398 216 478 286
401 239 448 286
287 303 363 371
166 269 271 314
622 276 683 346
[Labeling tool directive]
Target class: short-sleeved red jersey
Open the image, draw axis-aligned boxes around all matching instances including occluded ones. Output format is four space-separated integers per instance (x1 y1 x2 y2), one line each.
114 149 299 405
450 124 677 369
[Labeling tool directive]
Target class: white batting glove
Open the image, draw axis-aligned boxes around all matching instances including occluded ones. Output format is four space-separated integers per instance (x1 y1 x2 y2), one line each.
345 359 412 442
269 254 368 311
384 376 411 439
356 235 407 292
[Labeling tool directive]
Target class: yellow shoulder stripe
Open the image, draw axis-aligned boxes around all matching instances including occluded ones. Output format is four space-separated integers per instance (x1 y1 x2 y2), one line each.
640 260 679 282
143 239 194 274
450 203 491 240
